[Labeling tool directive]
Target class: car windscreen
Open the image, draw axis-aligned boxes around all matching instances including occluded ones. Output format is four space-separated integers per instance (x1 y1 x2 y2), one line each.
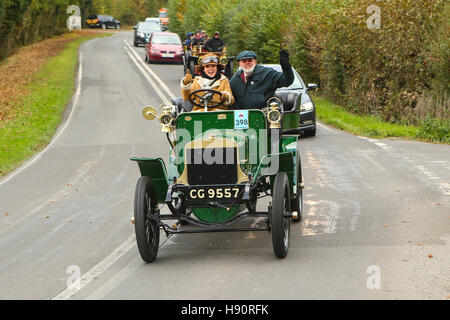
152 35 181 45
265 65 303 90
159 12 168 18
87 15 98 19
138 23 161 32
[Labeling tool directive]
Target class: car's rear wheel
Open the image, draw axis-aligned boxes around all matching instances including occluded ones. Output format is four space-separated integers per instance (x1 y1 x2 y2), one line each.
271 172 291 259
291 152 303 223
134 176 159 263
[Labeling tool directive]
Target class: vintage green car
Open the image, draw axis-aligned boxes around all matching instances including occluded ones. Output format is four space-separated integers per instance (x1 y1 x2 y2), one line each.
131 89 304 262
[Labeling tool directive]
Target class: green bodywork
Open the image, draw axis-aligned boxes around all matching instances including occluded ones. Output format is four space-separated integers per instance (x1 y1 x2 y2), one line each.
131 109 299 223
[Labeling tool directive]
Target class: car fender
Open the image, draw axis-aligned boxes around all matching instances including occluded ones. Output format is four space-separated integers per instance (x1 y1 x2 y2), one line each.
130 157 169 204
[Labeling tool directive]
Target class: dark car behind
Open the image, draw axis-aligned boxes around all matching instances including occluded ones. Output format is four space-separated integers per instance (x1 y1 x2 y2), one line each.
86 15 120 29
264 64 318 136
133 22 162 47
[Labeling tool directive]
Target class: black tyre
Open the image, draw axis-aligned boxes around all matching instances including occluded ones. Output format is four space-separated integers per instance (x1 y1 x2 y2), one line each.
134 176 159 263
225 60 234 78
291 152 303 223
271 172 291 259
189 60 196 75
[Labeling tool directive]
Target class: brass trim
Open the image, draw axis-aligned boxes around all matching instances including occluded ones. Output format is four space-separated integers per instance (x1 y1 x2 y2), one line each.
176 137 249 186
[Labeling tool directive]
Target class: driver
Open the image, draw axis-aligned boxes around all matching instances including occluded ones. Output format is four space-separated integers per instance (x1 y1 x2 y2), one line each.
180 53 234 111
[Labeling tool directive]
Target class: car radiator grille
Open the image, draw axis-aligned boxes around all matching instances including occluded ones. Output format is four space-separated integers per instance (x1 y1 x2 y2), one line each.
186 147 238 185
160 50 176 54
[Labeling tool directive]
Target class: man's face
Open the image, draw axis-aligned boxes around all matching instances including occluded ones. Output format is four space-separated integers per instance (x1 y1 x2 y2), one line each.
239 58 257 73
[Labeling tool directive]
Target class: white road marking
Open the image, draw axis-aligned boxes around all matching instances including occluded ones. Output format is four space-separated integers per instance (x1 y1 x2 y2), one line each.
52 234 136 300
124 46 171 106
123 40 176 99
0 52 84 187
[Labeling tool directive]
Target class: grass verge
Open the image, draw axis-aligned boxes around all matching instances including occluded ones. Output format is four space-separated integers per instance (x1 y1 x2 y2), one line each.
314 96 449 144
0 32 111 177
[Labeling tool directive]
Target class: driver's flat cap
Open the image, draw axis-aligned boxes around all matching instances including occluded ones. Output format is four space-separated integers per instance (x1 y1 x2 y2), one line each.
236 50 257 61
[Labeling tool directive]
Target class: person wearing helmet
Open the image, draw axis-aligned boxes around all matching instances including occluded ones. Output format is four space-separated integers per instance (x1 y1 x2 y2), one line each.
181 53 234 111
206 31 225 53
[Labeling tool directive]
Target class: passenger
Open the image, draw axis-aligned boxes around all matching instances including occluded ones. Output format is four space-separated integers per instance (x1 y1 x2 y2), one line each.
206 31 225 53
230 50 294 109
180 53 234 111
183 32 194 48
190 30 203 50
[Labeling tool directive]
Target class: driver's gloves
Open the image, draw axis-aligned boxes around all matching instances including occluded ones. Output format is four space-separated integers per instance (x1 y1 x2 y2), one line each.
221 91 232 105
279 49 290 68
182 70 193 85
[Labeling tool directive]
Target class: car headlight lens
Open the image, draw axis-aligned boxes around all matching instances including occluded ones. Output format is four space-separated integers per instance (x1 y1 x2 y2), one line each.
138 32 145 37
300 101 314 111
151 49 160 53
159 113 173 125
268 109 281 122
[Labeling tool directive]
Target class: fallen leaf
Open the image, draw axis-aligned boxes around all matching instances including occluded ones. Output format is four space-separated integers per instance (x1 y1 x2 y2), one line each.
417 243 423 246
50 200 55 203
67 184 72 186
384 224 389 227
428 254 433 258
43 216 50 219
68 219 74 223
4 212 8 216
401 220 408 223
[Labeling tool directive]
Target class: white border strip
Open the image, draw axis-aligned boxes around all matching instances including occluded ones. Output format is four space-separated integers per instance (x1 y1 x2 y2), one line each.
0 52 84 187
52 234 136 300
123 39 176 99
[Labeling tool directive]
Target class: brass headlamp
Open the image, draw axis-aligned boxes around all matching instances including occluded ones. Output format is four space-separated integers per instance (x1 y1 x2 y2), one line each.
159 106 174 133
266 98 282 129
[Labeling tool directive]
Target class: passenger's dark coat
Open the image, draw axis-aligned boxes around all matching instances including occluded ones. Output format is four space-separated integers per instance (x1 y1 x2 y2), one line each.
230 64 294 109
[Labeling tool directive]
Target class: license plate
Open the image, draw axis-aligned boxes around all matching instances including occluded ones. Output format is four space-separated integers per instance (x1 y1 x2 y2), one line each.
187 186 242 202
162 53 174 58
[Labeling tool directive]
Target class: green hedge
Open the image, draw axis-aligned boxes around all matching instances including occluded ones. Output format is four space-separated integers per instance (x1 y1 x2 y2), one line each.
168 0 449 125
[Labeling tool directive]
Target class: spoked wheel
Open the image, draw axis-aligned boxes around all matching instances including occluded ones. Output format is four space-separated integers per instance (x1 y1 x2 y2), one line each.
271 172 291 259
134 176 160 263
291 152 303 223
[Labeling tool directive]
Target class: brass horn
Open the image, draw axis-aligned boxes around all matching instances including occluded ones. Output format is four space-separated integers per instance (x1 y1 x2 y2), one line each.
142 106 157 120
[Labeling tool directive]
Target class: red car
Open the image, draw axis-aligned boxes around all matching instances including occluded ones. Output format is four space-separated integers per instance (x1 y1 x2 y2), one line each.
145 32 184 64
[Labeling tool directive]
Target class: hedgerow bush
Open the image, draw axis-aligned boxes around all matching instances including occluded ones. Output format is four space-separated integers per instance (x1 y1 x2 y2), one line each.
168 0 448 139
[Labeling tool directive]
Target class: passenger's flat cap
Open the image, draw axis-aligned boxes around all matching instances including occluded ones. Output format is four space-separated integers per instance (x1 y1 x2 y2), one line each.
236 50 257 61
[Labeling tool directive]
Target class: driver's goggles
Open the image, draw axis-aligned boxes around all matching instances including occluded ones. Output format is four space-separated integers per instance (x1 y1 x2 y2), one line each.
202 56 219 65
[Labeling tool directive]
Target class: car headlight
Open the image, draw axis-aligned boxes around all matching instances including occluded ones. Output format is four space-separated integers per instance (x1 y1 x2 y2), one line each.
151 49 160 53
138 32 145 37
177 50 184 54
300 101 314 111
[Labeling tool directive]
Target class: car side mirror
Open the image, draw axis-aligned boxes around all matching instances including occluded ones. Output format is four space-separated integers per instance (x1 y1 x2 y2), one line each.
307 83 318 91
133 26 137 30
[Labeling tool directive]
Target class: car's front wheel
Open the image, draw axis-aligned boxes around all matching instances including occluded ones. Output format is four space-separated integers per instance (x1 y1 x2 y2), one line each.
102 23 106 30
134 176 160 263
271 172 291 259
116 24 120 30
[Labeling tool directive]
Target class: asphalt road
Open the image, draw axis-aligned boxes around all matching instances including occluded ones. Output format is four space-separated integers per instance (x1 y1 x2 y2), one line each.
0 32 449 300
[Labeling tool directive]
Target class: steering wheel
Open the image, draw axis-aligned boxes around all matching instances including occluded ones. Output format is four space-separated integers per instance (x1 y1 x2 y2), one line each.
188 89 223 109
